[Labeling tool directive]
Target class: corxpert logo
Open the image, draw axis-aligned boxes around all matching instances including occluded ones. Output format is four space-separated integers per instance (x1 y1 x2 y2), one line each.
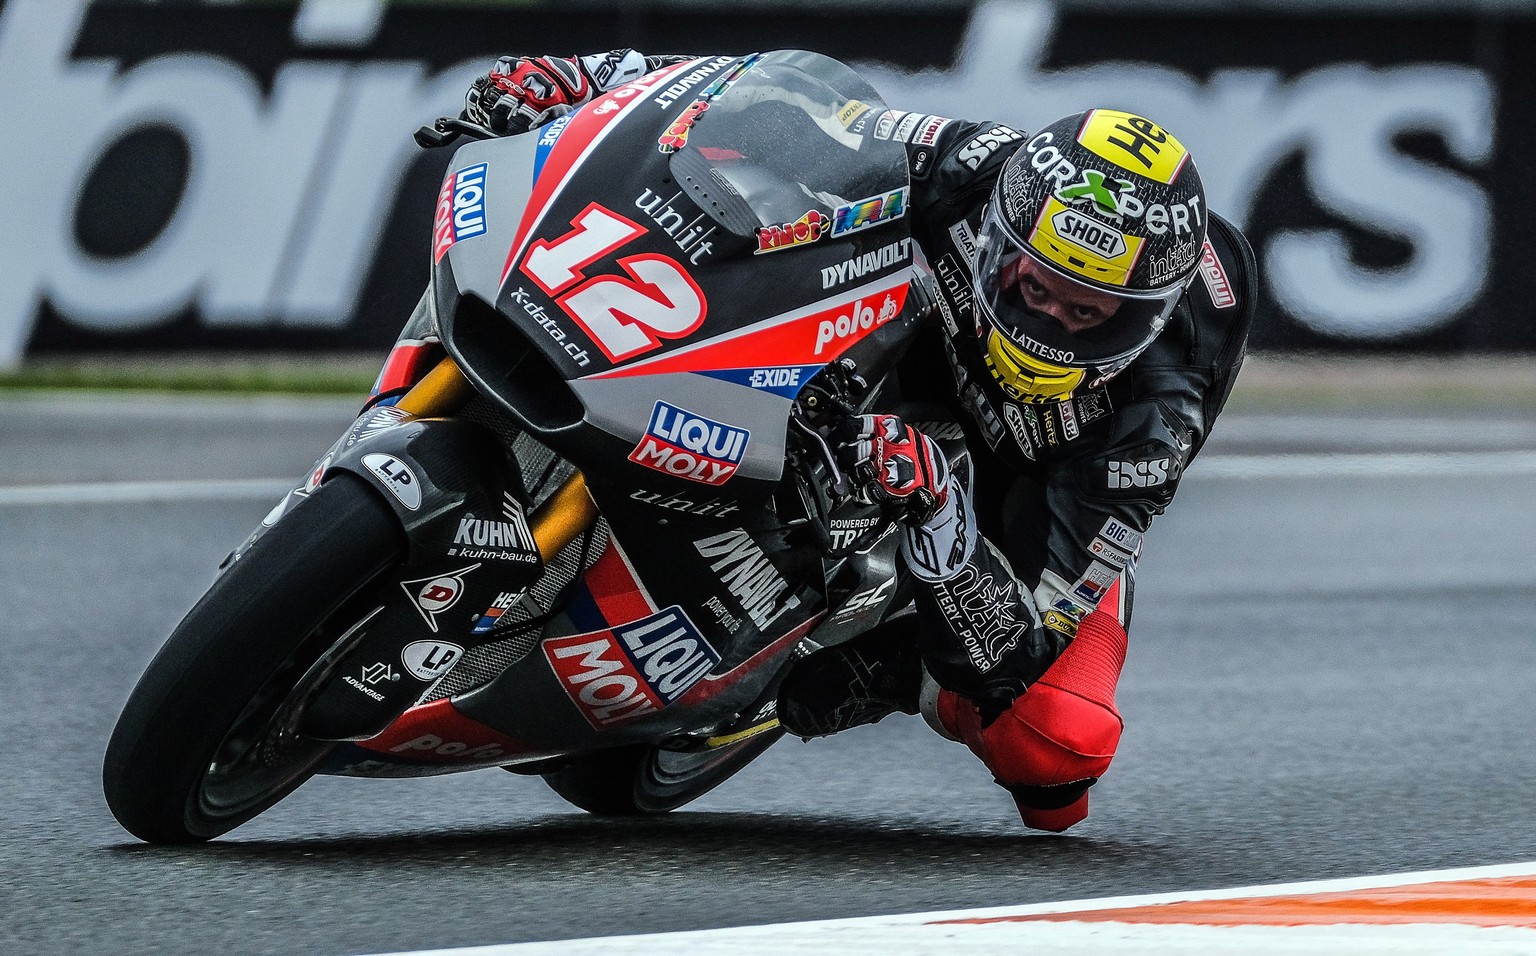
0 0 1501 366
541 606 720 728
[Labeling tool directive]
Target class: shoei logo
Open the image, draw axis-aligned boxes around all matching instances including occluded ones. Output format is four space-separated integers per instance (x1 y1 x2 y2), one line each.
1028 196 1145 287
1050 208 1128 259
432 163 488 262
542 606 720 728
628 401 750 486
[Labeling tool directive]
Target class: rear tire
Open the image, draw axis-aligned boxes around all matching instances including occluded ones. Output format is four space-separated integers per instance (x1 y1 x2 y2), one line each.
103 473 406 843
542 725 784 815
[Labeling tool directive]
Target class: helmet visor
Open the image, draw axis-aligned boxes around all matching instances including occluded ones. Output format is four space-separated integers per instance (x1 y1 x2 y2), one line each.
975 194 1185 371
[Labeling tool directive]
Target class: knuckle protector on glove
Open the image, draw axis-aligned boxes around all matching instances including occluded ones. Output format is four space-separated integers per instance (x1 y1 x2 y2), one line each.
1076 401 1187 510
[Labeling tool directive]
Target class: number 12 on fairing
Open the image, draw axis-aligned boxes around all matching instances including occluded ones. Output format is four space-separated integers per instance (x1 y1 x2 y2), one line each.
520 203 708 363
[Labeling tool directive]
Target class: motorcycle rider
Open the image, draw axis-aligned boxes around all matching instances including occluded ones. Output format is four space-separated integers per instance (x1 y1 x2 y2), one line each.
457 52 1257 831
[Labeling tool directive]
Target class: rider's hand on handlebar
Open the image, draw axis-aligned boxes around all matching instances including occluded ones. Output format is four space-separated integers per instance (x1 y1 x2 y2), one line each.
835 415 951 525
461 55 593 136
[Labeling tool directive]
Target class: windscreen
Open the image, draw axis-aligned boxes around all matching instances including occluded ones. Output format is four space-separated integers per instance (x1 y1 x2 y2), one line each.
668 50 909 237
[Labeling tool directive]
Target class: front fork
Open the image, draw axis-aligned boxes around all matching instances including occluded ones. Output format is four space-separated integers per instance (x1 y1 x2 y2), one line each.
299 358 598 740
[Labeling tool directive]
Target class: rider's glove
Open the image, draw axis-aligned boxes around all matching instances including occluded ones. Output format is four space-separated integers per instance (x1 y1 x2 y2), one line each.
462 55 593 136
836 414 951 525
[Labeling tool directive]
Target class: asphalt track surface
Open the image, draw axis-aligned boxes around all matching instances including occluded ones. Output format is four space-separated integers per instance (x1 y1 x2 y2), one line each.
3 391 1535 955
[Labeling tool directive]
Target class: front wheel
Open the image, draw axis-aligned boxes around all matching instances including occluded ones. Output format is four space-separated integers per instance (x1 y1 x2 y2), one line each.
541 723 784 815
103 473 406 843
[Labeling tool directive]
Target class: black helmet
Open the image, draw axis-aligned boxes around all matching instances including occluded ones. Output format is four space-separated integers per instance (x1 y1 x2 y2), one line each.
974 109 1207 402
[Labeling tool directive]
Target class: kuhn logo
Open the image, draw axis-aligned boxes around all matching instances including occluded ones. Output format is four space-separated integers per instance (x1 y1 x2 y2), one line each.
432 162 488 261
814 293 900 356
542 605 720 728
628 401 749 486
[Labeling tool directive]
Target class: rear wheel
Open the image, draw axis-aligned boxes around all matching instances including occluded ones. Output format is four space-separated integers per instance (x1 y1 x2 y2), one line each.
103 474 406 843
542 724 784 815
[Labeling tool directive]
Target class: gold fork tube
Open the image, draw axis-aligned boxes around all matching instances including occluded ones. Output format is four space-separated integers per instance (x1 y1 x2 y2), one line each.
391 357 598 562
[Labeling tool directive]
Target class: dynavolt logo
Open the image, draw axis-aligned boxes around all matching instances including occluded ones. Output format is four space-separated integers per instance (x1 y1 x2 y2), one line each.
628 401 749 486
542 606 720 728
433 162 488 261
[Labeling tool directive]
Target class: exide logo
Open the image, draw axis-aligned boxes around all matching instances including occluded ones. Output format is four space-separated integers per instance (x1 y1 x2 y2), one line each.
433 163 488 261
542 605 720 727
628 401 749 486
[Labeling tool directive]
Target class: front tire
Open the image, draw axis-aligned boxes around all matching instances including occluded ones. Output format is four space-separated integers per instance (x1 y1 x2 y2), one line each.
103 474 405 843
541 724 784 815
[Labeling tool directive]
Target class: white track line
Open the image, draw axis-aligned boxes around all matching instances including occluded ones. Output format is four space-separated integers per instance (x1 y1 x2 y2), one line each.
3 450 1534 508
0 478 291 506
375 861 1536 956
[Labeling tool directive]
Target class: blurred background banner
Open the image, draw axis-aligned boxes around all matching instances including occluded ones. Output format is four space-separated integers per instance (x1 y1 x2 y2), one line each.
0 0 1530 368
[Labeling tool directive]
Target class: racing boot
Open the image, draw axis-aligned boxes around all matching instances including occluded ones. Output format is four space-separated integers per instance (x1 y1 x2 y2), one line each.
925 608 1128 831
777 618 922 738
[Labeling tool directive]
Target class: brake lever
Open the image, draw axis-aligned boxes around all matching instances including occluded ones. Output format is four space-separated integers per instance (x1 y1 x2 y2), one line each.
788 412 849 499
414 116 498 149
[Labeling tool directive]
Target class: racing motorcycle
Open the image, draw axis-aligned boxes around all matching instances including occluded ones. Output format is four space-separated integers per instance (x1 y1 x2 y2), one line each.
103 50 959 843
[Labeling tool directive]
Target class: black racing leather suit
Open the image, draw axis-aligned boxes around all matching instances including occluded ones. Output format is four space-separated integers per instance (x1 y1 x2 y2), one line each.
515 52 1259 715
888 112 1256 712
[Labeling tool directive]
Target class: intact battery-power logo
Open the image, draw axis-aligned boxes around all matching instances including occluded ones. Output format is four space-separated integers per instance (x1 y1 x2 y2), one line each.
542 605 720 728
628 401 749 486
433 162 489 261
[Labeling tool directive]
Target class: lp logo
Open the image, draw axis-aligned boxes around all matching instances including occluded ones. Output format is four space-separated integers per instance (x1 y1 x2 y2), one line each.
401 640 465 681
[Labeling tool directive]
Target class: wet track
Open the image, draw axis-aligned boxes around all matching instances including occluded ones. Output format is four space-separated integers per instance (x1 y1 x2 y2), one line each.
3 392 1536 955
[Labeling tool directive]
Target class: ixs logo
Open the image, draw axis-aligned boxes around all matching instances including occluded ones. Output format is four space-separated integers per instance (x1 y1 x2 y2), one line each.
519 204 707 364
542 606 720 727
693 529 803 631
433 163 488 262
399 564 480 634
1107 456 1178 489
629 401 749 486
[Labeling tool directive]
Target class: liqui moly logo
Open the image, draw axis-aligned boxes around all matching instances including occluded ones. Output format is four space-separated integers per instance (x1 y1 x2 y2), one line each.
542 606 720 728
628 401 750 486
433 163 488 262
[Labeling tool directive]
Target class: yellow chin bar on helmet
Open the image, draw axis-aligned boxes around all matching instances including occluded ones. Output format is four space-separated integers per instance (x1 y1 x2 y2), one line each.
984 329 1085 402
